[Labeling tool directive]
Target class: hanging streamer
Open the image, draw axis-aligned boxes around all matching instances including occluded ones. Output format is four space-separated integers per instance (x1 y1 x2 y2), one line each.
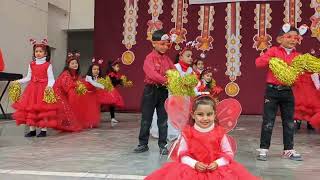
122 0 139 65
283 0 302 27
147 0 164 41
225 3 241 97
310 0 320 41
170 0 188 50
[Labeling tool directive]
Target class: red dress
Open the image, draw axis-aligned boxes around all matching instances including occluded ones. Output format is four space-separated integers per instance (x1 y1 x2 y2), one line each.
12 61 59 128
293 72 320 124
54 70 100 130
107 72 125 108
146 126 260 180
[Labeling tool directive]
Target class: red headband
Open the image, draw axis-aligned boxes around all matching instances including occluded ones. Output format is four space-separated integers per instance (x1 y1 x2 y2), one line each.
92 58 104 65
30 38 48 48
111 58 121 66
66 52 80 64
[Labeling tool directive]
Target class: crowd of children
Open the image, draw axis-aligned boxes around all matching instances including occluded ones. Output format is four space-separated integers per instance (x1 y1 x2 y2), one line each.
8 22 320 179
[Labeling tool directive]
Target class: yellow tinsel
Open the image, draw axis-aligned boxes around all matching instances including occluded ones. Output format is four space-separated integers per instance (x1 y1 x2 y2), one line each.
291 53 320 73
97 77 114 91
8 81 21 102
166 70 198 96
269 58 300 86
43 87 57 104
75 81 88 95
120 75 133 88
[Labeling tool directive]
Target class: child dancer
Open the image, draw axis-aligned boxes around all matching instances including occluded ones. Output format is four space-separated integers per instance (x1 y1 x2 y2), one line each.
146 95 259 180
106 59 125 124
193 58 204 79
12 39 59 137
255 23 307 161
134 30 175 155
54 52 100 130
197 67 223 101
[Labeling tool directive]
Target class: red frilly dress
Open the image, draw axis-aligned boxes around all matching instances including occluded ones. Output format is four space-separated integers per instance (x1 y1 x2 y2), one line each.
12 61 59 128
293 72 320 128
106 72 125 108
146 126 260 180
54 70 100 130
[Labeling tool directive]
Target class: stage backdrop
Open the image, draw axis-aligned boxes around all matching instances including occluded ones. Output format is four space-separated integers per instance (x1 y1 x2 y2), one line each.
94 0 320 114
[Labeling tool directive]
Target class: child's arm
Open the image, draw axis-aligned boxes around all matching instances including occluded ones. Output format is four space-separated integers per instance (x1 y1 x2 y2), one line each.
255 47 276 68
85 75 104 89
143 58 167 84
215 135 234 167
178 137 198 168
47 64 55 87
311 73 320 90
17 65 32 84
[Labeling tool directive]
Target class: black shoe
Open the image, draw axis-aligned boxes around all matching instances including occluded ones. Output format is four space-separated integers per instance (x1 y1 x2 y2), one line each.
159 147 169 155
133 145 149 153
307 122 315 130
36 131 47 137
25 130 36 137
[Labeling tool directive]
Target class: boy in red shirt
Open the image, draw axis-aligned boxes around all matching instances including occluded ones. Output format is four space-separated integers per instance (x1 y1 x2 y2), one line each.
134 30 175 155
256 24 307 161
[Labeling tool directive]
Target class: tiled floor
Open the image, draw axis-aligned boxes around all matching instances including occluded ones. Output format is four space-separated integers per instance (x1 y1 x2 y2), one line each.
0 113 319 180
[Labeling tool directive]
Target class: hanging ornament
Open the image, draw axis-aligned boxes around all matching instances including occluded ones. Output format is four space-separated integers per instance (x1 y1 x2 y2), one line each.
170 0 188 50
122 0 139 65
225 2 242 97
310 0 320 41
196 5 215 58
147 0 164 41
253 3 272 55
283 0 302 27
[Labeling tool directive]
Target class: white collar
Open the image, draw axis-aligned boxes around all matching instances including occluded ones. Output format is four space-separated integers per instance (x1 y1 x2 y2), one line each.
281 46 294 55
35 57 47 63
194 122 215 133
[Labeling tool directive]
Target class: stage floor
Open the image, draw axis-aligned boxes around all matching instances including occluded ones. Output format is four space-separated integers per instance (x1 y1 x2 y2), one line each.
0 113 319 180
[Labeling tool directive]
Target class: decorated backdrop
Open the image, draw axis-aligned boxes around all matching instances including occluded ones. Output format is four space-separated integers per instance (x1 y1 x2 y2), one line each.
94 0 320 114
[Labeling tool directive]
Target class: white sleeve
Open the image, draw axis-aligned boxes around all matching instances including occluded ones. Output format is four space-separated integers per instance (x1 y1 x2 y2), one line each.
178 137 198 169
85 75 104 89
311 73 320 90
17 65 32 84
47 64 55 87
215 135 234 167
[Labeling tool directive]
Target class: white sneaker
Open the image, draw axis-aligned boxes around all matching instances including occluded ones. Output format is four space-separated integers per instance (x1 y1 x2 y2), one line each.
282 149 303 161
256 148 268 161
111 118 119 123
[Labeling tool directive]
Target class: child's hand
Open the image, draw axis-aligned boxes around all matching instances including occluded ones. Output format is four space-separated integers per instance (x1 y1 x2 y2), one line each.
207 161 218 171
195 162 207 172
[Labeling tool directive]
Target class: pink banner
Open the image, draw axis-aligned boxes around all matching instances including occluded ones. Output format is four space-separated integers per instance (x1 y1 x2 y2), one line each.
189 0 282 4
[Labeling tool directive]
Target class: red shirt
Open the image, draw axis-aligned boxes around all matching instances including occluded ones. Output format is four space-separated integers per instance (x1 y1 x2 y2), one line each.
255 46 300 85
143 50 175 85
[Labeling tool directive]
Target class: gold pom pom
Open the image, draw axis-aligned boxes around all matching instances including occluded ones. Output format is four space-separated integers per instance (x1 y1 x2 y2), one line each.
269 58 299 86
8 81 21 102
43 87 57 104
292 53 320 73
97 77 114 91
166 70 198 96
120 75 133 88
75 81 88 95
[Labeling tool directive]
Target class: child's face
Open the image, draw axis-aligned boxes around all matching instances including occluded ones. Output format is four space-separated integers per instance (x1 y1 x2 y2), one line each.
92 65 100 77
180 50 193 65
196 60 204 70
34 47 46 59
192 104 216 129
152 40 171 54
203 72 212 82
112 64 120 72
68 59 79 70
277 31 301 49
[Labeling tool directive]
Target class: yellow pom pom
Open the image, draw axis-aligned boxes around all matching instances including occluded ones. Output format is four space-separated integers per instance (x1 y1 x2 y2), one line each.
292 53 320 73
97 77 114 91
120 75 134 88
8 82 21 102
75 81 88 95
269 58 299 86
43 87 57 104
166 70 198 96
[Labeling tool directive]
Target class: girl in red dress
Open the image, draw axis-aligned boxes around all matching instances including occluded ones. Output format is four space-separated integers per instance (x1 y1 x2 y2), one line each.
146 95 260 180
192 58 204 80
12 39 59 137
197 67 223 100
54 52 100 131
106 59 126 124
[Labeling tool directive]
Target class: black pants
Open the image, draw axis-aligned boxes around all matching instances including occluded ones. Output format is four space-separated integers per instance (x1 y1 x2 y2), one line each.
110 106 115 119
260 85 295 150
138 84 168 148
